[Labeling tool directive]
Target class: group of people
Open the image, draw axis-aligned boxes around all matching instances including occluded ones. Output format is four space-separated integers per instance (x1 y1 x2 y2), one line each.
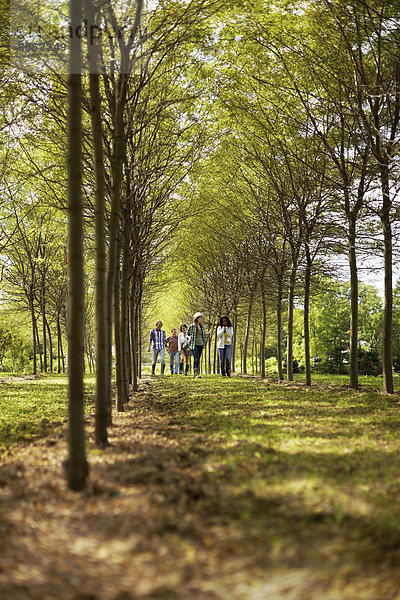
147 312 234 378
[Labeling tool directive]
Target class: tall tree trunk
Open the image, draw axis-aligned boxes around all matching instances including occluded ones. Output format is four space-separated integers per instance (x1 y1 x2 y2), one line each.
276 284 284 381
30 294 37 375
213 324 217 374
114 256 124 412
348 214 359 390
127 302 132 387
87 69 109 445
231 311 238 374
138 301 142 380
380 163 394 394
57 313 61 374
286 265 297 382
35 318 43 373
120 208 130 403
60 325 65 373
261 281 267 379
84 18 109 444
303 251 312 387
130 281 138 393
45 317 53 373
105 73 128 423
42 295 47 373
208 327 212 374
64 0 89 491
243 293 254 375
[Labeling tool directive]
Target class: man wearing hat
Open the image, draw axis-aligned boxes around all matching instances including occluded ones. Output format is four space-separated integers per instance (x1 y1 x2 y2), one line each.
187 312 207 378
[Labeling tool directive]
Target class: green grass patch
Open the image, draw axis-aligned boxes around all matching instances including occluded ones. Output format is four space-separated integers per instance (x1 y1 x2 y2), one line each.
141 373 400 574
0 373 95 449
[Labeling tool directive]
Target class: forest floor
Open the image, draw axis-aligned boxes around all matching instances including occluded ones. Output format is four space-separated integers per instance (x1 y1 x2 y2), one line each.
1 373 400 599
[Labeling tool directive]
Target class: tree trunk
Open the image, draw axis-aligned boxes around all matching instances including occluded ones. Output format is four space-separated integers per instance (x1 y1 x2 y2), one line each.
208 328 212 374
105 73 128 423
64 0 89 491
380 163 394 394
130 284 138 393
31 294 37 375
86 67 109 446
243 294 254 375
213 324 217 374
138 301 142 380
35 318 43 373
276 284 284 381
231 311 238 374
45 317 53 373
348 215 359 390
286 265 297 382
60 325 65 373
42 295 47 373
120 209 130 403
57 314 62 374
304 251 312 387
261 281 267 379
127 302 132 387
114 257 124 412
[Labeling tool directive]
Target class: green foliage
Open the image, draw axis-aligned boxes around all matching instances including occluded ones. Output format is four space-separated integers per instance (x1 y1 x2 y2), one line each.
0 312 33 372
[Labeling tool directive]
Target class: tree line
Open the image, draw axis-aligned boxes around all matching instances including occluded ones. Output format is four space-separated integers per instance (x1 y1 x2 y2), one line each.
1 0 399 491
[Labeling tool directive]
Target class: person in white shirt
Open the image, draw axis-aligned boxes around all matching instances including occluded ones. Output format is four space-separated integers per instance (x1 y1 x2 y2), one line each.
217 316 234 377
178 323 191 375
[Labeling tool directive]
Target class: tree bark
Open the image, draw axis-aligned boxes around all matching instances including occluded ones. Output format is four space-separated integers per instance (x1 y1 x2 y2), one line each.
243 293 254 375
348 214 359 390
261 280 267 379
286 265 297 382
105 72 128 422
45 316 53 373
84 16 109 444
114 255 124 412
231 311 238 374
380 162 394 394
303 250 312 387
88 70 109 445
213 324 217 374
30 293 37 375
35 318 43 373
64 0 89 491
57 314 61 374
276 284 284 381
120 208 130 403
42 294 47 373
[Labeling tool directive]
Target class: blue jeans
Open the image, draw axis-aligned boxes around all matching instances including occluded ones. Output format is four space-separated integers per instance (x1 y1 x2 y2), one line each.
193 345 203 373
169 351 179 374
218 345 231 376
152 347 165 366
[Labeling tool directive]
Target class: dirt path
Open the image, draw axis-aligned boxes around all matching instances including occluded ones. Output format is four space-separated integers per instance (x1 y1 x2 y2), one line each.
1 378 400 600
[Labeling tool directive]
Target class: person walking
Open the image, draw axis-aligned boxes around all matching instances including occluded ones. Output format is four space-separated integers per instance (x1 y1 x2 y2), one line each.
178 324 191 375
147 320 166 376
217 316 234 377
187 312 207 378
166 328 179 375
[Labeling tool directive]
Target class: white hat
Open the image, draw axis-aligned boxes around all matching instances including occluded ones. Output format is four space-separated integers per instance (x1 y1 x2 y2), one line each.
193 312 203 321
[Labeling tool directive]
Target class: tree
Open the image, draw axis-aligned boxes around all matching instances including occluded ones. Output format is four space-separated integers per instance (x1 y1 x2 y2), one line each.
64 0 89 491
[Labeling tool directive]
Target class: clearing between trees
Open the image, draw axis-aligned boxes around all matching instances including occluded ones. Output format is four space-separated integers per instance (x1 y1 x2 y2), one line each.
1 374 400 600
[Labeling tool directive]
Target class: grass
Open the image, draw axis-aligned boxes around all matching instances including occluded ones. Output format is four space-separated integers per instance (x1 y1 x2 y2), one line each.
0 373 95 449
2 371 400 597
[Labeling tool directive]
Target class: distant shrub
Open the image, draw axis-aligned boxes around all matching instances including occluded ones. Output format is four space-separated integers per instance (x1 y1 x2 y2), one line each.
358 348 382 376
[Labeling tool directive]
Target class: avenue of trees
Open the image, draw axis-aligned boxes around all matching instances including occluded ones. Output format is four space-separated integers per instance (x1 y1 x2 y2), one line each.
0 0 400 488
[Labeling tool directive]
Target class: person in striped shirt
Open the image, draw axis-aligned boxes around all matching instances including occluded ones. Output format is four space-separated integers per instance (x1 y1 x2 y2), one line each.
147 320 166 376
